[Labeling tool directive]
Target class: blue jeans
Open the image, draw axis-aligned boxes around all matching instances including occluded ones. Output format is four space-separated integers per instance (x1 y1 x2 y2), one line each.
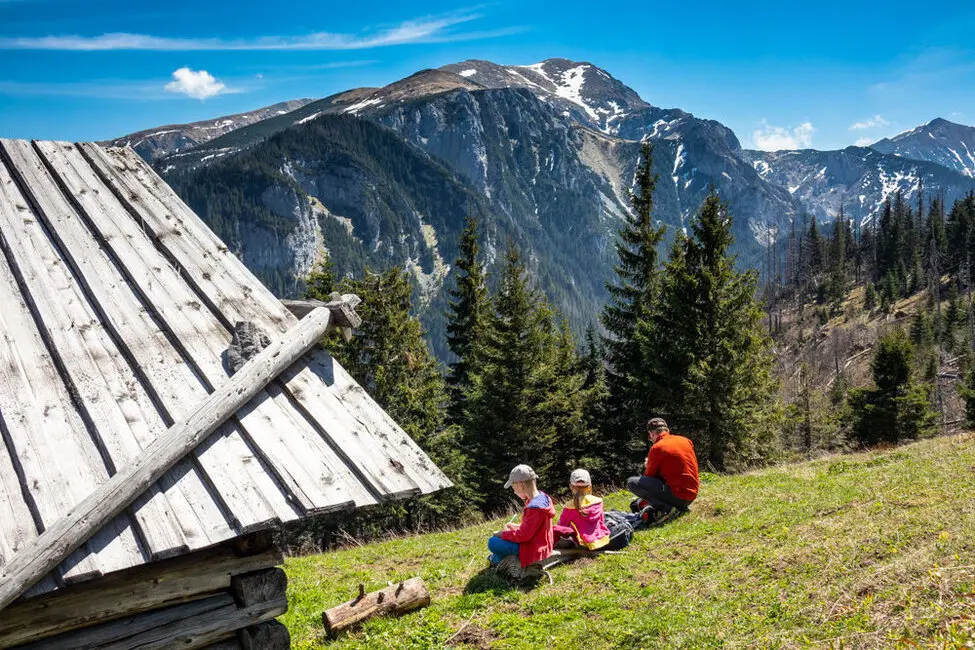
487 536 519 565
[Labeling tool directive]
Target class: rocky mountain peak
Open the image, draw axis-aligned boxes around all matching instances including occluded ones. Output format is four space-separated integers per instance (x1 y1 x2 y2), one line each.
871 117 975 177
440 58 647 135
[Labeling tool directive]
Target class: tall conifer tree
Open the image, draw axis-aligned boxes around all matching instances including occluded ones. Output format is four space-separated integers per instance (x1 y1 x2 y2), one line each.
466 245 587 509
306 265 477 524
648 190 778 469
600 141 665 462
445 215 489 425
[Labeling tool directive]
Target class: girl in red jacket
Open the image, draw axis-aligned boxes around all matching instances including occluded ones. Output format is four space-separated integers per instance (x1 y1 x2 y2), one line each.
488 464 555 568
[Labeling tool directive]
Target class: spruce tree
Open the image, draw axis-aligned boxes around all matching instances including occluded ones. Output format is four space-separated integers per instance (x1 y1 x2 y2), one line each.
600 141 666 464
466 245 587 509
310 266 477 523
305 252 338 298
445 215 489 426
648 190 778 469
847 329 937 446
961 366 975 429
864 282 878 310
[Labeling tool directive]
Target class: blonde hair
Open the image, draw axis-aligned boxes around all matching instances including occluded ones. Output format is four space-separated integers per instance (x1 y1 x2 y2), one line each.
571 484 592 513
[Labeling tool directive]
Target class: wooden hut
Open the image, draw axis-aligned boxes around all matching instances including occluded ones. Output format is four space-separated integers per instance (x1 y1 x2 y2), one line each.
0 140 451 648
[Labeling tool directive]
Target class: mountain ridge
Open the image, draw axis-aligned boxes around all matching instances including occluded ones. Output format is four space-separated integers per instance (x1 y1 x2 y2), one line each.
102 98 315 161
103 58 975 360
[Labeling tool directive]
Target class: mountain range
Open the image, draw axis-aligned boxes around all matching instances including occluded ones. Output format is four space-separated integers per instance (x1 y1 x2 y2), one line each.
107 58 975 356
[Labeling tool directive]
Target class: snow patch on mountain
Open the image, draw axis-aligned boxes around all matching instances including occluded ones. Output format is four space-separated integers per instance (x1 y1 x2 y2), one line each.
296 111 323 125
344 97 383 115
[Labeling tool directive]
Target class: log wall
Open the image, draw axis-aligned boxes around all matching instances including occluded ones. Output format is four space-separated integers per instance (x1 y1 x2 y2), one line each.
0 533 290 650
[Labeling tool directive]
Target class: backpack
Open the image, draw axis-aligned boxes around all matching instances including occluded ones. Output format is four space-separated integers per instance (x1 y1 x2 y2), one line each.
602 510 635 551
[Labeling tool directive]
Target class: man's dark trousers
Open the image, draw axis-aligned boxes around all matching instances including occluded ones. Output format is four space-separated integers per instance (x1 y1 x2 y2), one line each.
627 475 692 512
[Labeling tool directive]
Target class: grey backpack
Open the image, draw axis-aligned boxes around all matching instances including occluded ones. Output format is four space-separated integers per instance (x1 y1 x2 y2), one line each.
602 510 636 550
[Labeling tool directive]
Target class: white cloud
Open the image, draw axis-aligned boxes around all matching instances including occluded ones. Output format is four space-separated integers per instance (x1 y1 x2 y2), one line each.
850 114 890 130
164 67 227 99
752 120 815 151
0 14 522 50
855 137 874 147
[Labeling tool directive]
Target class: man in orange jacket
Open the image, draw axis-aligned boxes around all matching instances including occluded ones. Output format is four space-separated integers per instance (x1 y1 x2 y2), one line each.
627 418 699 525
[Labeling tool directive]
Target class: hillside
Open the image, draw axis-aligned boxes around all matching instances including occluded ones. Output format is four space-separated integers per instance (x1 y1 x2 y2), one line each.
281 434 975 649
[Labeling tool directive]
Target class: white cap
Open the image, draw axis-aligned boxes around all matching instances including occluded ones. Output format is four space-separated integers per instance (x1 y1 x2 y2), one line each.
503 464 538 489
569 468 591 486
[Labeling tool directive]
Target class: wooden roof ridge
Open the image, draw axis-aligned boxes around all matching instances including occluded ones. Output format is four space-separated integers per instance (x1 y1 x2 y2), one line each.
0 139 451 607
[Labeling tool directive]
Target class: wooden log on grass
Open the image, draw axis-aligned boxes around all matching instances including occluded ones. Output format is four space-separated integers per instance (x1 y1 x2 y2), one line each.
0 305 341 613
322 577 431 637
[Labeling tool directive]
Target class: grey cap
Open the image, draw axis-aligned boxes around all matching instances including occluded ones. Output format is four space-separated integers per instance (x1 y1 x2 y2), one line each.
569 468 591 486
503 464 538 489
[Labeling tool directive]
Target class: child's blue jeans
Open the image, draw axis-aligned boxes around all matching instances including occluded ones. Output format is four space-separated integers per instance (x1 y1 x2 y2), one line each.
488 536 519 566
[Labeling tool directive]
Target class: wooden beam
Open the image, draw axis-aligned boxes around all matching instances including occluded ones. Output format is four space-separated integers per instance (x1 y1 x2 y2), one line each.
237 621 290 650
0 537 281 647
0 307 333 612
18 593 287 650
202 639 243 650
231 568 287 608
281 295 362 328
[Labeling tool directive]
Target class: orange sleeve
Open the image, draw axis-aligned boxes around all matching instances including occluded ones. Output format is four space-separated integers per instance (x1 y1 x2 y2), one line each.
644 447 661 477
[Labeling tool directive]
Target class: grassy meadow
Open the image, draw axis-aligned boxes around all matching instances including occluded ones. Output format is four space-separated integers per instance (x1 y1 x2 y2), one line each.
282 433 975 649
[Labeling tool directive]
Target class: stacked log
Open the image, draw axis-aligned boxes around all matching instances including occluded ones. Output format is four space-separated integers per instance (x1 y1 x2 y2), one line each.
0 533 290 650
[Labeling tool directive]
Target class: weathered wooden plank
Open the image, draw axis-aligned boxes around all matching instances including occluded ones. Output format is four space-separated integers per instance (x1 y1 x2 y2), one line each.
0 431 58 598
78 143 290 330
16 593 236 650
0 153 142 584
79 143 443 498
0 540 281 647
22 139 297 532
90 151 447 495
100 597 287 650
0 139 221 563
0 306 334 612
44 141 374 514
289 356 451 496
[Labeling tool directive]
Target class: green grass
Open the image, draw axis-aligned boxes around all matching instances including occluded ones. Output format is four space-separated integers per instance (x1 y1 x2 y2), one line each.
282 434 975 649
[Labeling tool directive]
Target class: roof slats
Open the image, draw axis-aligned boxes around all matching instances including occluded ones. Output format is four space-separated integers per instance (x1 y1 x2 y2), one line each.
0 138 451 600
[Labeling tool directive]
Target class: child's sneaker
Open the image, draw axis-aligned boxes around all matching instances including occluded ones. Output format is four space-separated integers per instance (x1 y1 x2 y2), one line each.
629 497 649 513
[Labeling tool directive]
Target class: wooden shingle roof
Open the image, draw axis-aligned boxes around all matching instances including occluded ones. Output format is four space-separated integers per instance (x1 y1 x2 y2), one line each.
0 139 450 599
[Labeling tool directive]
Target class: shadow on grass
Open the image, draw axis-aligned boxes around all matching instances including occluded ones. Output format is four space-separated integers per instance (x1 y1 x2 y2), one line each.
464 567 548 595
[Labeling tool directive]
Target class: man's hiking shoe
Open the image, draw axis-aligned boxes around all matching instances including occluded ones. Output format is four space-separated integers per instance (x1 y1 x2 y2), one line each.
640 505 677 527
630 497 649 514
495 554 522 581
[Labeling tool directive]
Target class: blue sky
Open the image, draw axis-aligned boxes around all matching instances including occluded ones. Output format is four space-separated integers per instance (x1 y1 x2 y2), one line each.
1 0 974 150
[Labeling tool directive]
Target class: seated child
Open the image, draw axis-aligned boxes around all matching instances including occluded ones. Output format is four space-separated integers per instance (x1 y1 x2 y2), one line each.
553 469 610 551
487 464 555 568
